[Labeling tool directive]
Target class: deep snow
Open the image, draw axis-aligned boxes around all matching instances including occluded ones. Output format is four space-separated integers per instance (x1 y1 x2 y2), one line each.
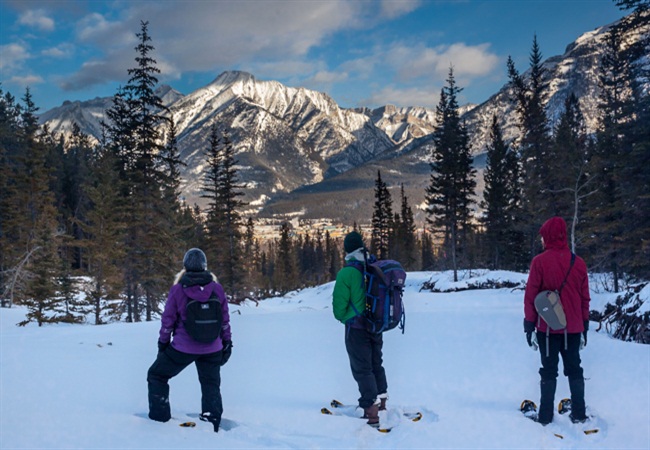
1 270 649 449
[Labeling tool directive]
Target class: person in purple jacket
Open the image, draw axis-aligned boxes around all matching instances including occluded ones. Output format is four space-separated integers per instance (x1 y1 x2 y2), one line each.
147 248 232 432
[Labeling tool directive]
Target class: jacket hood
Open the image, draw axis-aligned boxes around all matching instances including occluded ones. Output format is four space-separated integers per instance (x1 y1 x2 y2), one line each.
539 216 569 250
174 270 218 301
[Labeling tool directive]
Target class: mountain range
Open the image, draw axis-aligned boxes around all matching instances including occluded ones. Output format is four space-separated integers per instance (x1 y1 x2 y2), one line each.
39 15 646 224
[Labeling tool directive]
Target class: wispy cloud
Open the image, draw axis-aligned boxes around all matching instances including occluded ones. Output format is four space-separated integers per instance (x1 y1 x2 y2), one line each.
0 42 30 71
379 0 421 19
41 43 74 59
18 9 54 32
8 74 44 87
389 42 500 81
362 85 440 109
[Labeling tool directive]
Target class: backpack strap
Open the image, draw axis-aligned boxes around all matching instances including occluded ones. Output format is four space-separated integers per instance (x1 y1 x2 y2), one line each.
345 260 367 326
558 253 576 296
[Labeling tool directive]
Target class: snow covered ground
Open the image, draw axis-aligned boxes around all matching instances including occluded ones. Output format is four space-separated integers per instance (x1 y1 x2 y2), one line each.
1 270 649 449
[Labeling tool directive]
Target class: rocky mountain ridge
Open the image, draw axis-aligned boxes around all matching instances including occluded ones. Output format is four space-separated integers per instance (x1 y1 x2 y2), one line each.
39 14 647 222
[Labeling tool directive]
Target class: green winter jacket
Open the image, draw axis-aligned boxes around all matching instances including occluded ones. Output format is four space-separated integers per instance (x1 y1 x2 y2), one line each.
332 265 366 324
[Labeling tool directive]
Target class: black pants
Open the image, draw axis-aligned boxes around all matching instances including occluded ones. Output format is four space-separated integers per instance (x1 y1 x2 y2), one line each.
537 332 583 381
345 327 387 409
536 333 585 423
147 346 223 423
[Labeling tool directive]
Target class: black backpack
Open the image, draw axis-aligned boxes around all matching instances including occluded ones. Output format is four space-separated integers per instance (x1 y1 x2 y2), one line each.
184 293 223 343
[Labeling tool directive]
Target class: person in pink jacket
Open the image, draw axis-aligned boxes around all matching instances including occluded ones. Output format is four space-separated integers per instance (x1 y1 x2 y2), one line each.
147 248 232 432
523 217 590 425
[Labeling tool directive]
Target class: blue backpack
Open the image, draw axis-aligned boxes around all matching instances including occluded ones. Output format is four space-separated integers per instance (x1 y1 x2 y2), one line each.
349 259 406 334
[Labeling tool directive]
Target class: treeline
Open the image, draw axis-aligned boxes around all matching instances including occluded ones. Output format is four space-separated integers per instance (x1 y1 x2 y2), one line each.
1 1 649 326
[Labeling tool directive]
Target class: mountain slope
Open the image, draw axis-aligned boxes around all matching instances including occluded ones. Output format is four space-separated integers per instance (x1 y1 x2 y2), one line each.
38 15 648 220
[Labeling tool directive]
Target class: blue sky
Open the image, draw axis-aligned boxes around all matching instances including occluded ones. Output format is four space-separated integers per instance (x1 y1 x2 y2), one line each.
0 0 627 113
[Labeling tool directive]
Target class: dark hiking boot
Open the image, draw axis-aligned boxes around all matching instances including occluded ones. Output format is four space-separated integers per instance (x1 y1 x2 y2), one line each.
538 379 557 425
378 393 388 411
568 377 587 423
148 394 171 422
363 403 380 428
199 412 221 432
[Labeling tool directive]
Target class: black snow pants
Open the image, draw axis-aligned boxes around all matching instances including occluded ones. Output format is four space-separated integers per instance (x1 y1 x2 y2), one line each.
536 332 585 424
345 326 387 409
147 346 223 425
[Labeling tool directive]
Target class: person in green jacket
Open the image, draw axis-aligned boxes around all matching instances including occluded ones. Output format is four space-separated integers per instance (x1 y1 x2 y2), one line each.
332 231 387 428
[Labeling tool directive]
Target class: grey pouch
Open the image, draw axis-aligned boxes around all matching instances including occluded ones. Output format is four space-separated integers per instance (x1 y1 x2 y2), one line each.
534 290 567 330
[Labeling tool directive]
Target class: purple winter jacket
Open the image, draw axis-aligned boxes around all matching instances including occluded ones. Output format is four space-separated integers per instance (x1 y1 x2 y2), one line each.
158 271 231 354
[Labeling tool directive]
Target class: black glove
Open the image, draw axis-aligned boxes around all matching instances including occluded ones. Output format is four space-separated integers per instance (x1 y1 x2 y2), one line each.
523 319 537 349
158 340 170 353
221 340 232 366
582 320 589 348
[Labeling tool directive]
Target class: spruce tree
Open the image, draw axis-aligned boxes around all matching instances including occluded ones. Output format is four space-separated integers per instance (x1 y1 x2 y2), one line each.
371 170 393 260
481 114 524 270
393 184 418 270
201 125 247 300
275 222 296 294
425 68 476 281
13 89 64 324
507 36 552 258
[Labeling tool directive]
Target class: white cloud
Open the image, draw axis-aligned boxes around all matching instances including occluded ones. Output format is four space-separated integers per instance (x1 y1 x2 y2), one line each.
308 70 349 84
41 43 74 58
363 85 440 108
380 0 421 19
390 42 499 81
18 9 54 32
0 43 30 71
8 74 44 87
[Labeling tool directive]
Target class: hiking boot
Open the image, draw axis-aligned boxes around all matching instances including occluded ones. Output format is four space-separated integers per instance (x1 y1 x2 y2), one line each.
538 379 557 425
199 412 221 432
363 403 379 428
568 376 587 422
378 393 388 411
570 413 588 424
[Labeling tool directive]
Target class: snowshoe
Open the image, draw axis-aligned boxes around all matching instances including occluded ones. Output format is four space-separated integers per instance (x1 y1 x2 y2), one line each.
558 398 571 415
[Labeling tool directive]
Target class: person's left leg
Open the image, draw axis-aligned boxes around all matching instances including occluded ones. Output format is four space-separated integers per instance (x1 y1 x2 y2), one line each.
195 351 223 432
370 333 388 410
560 334 586 422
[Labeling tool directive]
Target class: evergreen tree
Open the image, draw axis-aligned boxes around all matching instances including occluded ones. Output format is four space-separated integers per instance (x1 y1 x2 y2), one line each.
420 230 435 271
325 231 341 280
611 0 650 279
201 125 247 300
507 36 552 258
546 94 597 252
79 145 126 324
12 89 64 324
103 21 176 321
424 68 476 281
275 222 296 294
392 184 418 269
481 115 525 270
371 170 393 260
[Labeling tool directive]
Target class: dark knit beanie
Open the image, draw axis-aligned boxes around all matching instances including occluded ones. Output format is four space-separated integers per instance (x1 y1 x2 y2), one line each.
343 231 365 254
183 248 207 272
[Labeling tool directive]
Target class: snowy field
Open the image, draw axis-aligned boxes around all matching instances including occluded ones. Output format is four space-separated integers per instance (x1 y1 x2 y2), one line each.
1 270 649 449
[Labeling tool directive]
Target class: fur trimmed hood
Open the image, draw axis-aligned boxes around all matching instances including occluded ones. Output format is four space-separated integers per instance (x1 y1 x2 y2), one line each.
174 269 218 286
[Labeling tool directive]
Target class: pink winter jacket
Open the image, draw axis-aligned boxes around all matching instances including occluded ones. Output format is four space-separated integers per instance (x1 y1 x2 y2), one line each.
524 217 590 334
